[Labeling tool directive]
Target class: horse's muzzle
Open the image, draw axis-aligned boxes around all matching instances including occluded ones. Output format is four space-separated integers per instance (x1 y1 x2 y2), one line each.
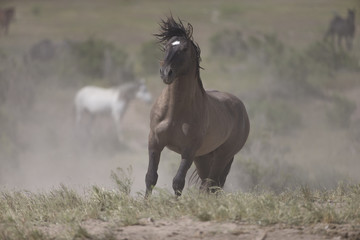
160 66 174 84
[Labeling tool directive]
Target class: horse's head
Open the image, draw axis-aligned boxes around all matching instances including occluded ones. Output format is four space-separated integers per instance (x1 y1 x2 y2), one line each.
155 16 202 85
5 7 15 21
136 80 152 104
348 9 355 20
119 80 152 104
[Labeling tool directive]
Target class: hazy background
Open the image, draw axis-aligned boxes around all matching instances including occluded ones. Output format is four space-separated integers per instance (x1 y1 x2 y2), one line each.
0 0 359 194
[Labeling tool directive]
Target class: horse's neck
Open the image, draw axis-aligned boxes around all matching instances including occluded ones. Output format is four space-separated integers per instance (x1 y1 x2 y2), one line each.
117 92 132 109
346 13 355 23
164 75 205 119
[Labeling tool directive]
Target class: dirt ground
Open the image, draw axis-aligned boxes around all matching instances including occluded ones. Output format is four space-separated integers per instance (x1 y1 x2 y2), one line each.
40 217 360 240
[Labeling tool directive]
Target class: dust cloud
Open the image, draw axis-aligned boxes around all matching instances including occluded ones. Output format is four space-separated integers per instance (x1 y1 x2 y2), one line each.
0 81 163 194
0 41 177 194
1 1 360 194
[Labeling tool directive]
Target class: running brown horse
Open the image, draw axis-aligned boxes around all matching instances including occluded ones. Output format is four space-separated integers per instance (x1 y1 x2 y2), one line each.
145 16 250 197
0 7 15 35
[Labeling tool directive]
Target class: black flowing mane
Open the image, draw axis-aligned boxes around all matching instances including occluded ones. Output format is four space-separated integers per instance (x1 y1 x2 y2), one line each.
155 16 204 93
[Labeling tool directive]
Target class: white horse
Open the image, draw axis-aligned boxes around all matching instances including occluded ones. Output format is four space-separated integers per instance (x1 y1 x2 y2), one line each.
74 80 152 142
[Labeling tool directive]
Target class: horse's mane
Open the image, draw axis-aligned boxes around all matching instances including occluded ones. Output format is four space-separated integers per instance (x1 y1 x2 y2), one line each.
155 15 205 94
114 81 135 99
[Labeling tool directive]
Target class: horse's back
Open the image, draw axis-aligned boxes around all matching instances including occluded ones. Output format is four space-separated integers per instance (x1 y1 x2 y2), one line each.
75 86 118 113
76 86 117 98
327 13 355 36
206 90 247 115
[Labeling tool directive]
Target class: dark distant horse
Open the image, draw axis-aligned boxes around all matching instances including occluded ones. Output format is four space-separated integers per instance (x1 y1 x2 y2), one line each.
0 7 15 35
324 9 356 50
145 16 250 197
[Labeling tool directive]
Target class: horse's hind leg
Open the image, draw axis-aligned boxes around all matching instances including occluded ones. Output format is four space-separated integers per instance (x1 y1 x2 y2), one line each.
219 156 234 188
193 154 213 190
200 155 234 192
204 132 247 191
345 36 353 50
111 111 124 143
337 35 343 50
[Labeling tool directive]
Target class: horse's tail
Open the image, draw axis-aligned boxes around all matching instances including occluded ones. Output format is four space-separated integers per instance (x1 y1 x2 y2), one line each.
188 168 201 187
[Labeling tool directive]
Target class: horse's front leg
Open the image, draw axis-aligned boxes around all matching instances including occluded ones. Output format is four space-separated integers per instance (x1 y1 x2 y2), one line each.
345 36 352 50
112 110 124 143
172 151 196 196
145 135 164 198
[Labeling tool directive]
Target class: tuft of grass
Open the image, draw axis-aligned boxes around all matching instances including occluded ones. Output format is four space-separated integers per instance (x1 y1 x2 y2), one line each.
73 226 94 239
110 167 133 195
1 181 360 238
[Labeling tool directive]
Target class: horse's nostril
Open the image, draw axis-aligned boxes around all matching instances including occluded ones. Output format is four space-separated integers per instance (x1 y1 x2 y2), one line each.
160 67 172 79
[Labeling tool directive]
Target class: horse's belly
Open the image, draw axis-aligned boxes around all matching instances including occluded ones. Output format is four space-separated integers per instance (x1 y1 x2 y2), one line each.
195 136 227 156
166 144 182 155
195 119 236 156
165 131 228 157
87 105 111 114
84 99 113 114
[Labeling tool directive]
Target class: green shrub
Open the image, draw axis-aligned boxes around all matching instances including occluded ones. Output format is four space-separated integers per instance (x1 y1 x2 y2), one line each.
258 33 285 65
276 51 310 88
210 30 248 60
209 31 360 96
220 4 245 18
70 37 129 79
139 40 162 75
326 94 356 128
31 5 41 16
275 41 359 92
305 41 360 73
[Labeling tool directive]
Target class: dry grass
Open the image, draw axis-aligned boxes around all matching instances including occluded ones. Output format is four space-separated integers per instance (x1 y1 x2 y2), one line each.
1 171 360 239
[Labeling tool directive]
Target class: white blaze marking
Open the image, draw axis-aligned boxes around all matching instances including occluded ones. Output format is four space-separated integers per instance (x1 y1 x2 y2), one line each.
172 40 180 46
182 123 190 136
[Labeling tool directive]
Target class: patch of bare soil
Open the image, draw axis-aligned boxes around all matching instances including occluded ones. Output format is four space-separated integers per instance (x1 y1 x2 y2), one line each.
44 218 360 240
